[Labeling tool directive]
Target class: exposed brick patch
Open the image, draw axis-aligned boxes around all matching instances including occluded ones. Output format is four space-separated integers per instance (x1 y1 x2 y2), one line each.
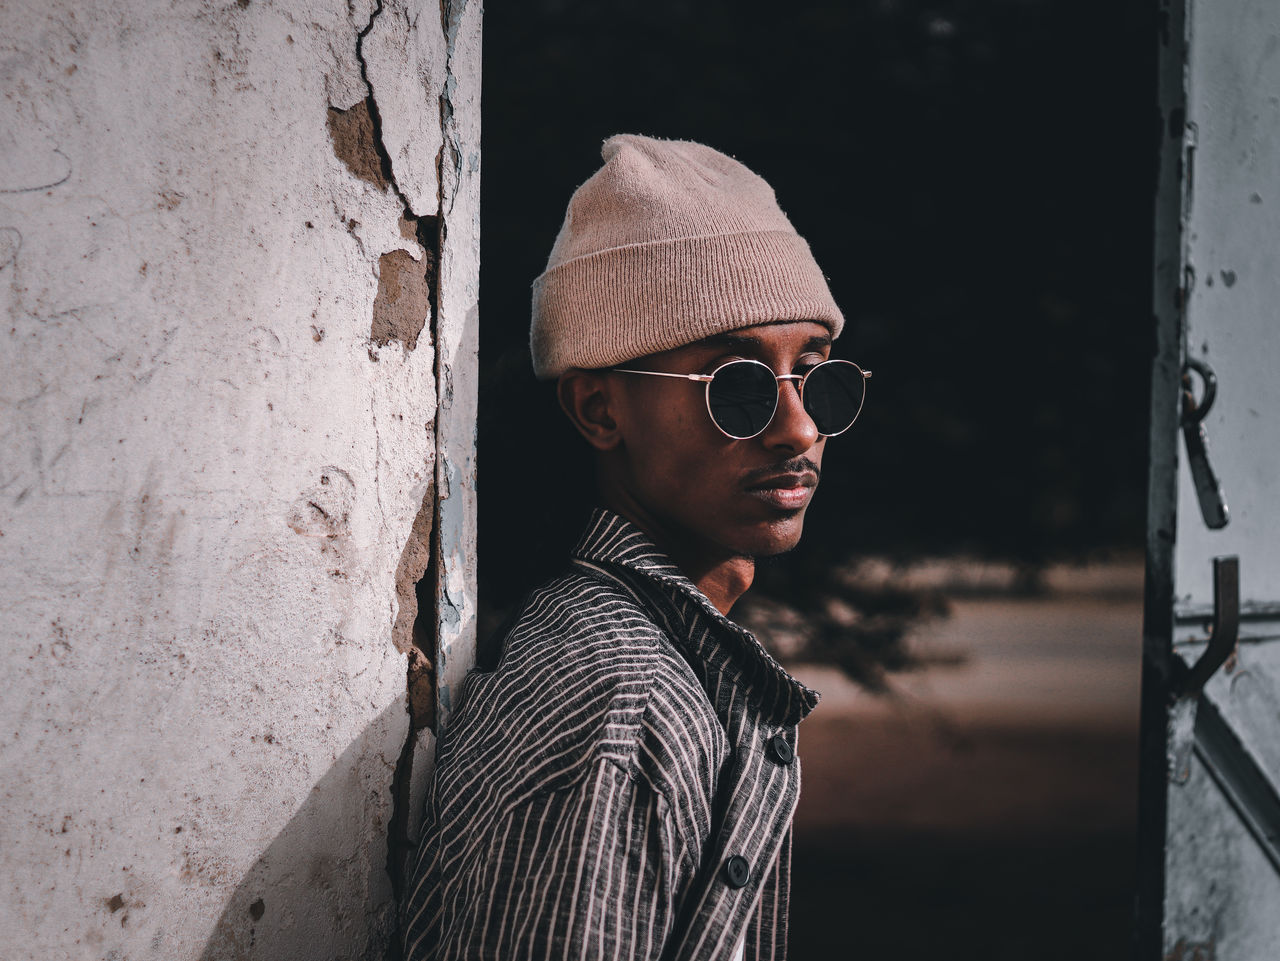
407 647 435 733
370 246 433 352
326 99 389 191
392 489 434 658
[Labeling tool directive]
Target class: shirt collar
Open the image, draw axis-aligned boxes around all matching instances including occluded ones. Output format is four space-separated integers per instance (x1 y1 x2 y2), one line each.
571 506 821 727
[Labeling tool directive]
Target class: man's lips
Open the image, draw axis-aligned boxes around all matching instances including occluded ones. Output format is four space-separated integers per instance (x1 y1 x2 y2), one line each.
744 471 818 492
743 471 819 511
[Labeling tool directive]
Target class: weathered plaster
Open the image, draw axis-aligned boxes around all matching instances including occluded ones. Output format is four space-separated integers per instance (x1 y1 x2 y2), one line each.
429 0 481 742
328 100 394 192
0 0 476 957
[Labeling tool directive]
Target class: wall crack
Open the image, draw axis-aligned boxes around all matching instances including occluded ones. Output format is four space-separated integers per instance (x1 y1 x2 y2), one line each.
353 0 412 214
326 0 439 356
368 0 461 938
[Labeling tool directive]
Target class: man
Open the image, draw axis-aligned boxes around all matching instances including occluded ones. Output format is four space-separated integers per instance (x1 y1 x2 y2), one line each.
401 134 868 961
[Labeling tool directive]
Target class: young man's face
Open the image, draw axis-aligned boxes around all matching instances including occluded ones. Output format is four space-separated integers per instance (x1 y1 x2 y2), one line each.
603 320 832 561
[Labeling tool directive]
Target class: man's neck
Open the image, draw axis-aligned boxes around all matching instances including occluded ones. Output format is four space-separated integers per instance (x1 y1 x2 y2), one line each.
599 492 754 616
679 552 755 618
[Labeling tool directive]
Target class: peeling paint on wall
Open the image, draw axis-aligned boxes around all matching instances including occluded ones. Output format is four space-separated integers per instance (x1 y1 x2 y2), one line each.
392 490 436 659
327 90 440 357
428 0 481 740
371 247 435 352
328 100 392 191
0 0 477 957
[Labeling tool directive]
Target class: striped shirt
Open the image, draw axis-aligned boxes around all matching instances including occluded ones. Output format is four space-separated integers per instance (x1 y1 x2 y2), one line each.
401 508 821 961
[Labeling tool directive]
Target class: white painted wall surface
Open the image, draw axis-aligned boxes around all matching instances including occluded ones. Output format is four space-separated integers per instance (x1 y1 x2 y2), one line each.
0 1 480 958
1161 0 1280 956
1174 0 1280 613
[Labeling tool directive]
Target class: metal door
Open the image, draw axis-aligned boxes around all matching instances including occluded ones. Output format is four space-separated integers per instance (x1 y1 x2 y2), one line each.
1137 0 1280 957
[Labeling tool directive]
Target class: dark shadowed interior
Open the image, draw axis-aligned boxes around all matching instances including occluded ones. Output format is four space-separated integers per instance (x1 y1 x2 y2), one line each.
479 2 1155 955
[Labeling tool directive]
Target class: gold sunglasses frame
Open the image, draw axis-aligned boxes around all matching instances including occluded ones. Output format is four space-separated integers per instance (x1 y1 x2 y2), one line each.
612 358 872 440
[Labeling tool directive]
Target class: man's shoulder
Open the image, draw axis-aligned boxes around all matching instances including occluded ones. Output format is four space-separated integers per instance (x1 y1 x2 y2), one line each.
433 566 684 802
487 564 722 727
500 565 669 668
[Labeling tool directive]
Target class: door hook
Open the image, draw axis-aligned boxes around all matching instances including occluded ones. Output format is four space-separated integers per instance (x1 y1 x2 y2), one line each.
1177 555 1240 699
1181 357 1229 529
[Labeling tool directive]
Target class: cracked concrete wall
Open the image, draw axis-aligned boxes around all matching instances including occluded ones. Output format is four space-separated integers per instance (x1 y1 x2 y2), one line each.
0 1 479 958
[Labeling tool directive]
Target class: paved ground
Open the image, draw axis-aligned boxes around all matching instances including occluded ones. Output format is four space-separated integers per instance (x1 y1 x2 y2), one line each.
785 579 1144 959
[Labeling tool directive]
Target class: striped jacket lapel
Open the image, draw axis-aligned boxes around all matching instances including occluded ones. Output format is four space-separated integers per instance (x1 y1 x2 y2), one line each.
571 508 817 961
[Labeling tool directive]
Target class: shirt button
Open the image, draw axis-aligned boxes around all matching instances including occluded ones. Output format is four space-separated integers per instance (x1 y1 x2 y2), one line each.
723 854 751 888
765 733 794 765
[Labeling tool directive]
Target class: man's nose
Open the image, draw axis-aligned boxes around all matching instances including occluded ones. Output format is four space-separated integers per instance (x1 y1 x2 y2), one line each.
761 378 820 452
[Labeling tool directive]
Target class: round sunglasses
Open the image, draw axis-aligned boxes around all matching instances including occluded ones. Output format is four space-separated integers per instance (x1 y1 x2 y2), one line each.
613 358 871 440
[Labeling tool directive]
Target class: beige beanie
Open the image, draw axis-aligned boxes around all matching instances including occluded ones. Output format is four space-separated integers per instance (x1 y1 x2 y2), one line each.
530 134 844 380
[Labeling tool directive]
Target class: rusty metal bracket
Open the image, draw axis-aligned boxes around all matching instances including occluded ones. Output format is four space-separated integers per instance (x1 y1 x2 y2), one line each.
1168 558 1241 788
1181 357 1230 529
1176 555 1240 700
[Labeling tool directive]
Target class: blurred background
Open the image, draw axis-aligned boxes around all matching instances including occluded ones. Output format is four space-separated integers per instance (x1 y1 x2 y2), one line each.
476 1 1154 956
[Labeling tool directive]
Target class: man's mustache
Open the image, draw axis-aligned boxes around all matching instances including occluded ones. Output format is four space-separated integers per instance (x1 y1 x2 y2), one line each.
741 457 821 487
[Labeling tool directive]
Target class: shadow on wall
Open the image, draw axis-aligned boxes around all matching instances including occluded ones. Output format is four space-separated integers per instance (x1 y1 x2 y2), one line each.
198 700 408 961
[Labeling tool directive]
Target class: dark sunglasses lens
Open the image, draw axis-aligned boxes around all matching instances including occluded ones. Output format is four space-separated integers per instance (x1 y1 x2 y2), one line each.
803 362 865 435
707 362 778 438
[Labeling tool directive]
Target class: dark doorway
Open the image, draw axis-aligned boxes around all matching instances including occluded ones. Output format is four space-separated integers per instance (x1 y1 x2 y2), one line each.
481 3 1155 956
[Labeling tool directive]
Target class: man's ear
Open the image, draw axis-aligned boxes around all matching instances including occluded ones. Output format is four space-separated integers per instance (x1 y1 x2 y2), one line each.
557 369 624 451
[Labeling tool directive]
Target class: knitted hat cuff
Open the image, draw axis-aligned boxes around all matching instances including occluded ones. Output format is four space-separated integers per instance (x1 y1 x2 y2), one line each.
531 228 843 379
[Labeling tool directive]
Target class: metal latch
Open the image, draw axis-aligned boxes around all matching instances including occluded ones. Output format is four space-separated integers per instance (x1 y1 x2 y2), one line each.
1181 357 1229 529
1175 555 1240 700
1169 555 1240 784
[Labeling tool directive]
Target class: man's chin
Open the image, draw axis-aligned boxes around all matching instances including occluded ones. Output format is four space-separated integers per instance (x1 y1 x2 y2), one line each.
734 515 807 558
